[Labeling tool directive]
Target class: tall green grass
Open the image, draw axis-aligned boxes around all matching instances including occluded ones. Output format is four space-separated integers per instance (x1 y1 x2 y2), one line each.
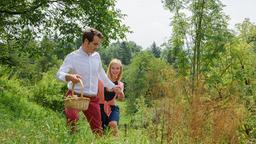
1 70 255 143
0 75 152 143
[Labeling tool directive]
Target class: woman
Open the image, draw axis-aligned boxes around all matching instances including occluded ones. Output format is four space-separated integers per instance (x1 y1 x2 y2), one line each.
98 58 125 136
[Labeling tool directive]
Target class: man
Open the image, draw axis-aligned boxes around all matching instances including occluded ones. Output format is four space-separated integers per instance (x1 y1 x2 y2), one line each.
56 27 123 135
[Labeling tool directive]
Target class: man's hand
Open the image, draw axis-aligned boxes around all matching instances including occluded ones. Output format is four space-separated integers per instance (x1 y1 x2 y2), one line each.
65 74 82 84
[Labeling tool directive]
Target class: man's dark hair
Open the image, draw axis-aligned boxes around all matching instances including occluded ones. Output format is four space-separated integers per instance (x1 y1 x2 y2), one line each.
82 28 103 43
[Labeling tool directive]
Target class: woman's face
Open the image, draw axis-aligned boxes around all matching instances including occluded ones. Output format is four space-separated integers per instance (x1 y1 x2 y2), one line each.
110 63 121 80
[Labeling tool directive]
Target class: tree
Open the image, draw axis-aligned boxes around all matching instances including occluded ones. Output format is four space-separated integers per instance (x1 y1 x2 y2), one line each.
98 41 142 65
148 42 161 58
0 0 130 82
163 0 231 90
161 10 189 76
124 52 175 114
0 0 129 46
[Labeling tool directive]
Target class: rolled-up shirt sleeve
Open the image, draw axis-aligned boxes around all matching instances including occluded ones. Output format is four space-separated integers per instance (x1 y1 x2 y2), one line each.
56 55 73 82
98 61 115 89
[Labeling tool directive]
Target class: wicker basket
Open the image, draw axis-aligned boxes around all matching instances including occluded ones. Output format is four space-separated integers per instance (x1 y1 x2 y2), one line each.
64 79 90 110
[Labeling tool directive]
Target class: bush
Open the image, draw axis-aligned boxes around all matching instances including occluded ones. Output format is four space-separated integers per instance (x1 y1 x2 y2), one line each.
31 67 66 112
124 52 176 114
0 73 32 119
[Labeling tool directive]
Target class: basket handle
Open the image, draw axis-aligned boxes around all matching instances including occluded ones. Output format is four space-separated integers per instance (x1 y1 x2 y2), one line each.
71 78 84 97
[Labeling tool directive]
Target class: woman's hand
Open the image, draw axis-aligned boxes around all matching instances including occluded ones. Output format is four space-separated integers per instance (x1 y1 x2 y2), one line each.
112 87 124 98
117 91 125 101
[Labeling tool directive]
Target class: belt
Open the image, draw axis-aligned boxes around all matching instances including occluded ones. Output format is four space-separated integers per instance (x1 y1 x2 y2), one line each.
74 92 96 98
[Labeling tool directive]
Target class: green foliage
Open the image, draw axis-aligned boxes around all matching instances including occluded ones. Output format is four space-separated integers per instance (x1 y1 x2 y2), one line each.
0 66 153 144
130 96 153 128
163 0 232 80
99 41 142 65
0 74 79 143
31 67 66 112
164 12 189 69
161 3 189 76
124 52 151 113
0 37 63 85
0 0 256 143
148 42 161 58
0 75 30 119
241 114 256 142
0 0 129 46
124 52 175 114
0 39 29 68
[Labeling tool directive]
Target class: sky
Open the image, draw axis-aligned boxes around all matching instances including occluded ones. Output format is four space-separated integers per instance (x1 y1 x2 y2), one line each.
116 0 256 48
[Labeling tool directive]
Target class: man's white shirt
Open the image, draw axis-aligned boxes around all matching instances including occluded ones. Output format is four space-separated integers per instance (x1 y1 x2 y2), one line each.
56 47 115 96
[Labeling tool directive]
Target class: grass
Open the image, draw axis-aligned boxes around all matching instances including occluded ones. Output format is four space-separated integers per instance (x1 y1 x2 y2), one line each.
0 75 254 143
0 95 152 144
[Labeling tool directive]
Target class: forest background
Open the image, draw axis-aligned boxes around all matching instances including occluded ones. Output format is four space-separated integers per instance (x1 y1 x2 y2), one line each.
0 0 255 143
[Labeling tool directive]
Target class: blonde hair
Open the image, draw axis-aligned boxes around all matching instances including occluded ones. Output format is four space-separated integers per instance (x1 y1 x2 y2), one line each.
107 58 123 81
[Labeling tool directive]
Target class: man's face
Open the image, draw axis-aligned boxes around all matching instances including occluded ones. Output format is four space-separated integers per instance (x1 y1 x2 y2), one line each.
83 36 101 54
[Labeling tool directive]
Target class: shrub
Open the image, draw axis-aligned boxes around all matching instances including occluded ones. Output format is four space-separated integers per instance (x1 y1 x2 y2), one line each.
31 67 66 112
124 52 176 114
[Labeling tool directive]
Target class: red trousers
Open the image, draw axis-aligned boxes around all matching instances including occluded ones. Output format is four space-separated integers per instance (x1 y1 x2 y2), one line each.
64 90 103 135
